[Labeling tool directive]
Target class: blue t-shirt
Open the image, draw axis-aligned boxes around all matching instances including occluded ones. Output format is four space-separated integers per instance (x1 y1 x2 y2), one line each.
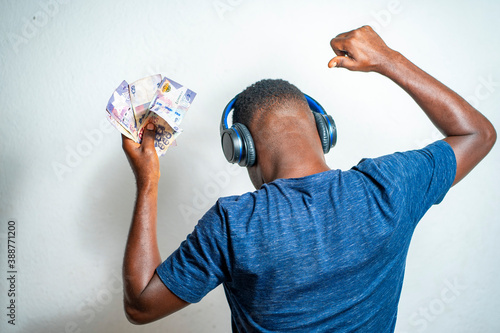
157 140 456 332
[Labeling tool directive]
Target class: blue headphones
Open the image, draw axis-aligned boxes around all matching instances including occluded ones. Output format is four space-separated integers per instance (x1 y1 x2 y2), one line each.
220 94 337 167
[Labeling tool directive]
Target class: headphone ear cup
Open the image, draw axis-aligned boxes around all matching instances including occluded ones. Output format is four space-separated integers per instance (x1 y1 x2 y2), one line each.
233 123 256 167
314 112 330 153
221 128 240 164
326 114 337 149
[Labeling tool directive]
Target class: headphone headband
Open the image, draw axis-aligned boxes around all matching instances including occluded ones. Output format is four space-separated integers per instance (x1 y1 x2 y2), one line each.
220 94 327 133
220 93 336 167
220 97 237 134
304 94 325 114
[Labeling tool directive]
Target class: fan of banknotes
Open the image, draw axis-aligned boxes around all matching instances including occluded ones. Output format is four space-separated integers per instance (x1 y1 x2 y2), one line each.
106 74 197 156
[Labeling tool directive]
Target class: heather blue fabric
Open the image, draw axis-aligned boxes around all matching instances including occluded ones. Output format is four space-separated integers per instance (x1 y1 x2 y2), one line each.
156 140 456 332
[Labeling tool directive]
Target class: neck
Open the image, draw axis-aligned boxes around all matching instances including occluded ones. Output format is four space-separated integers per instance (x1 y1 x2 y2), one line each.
260 146 331 183
249 103 332 185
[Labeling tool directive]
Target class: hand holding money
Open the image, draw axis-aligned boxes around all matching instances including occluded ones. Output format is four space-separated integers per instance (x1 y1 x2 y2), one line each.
106 74 197 156
122 122 161 187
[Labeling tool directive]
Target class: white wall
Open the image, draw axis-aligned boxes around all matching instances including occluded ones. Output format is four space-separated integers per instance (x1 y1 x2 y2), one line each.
1 0 499 332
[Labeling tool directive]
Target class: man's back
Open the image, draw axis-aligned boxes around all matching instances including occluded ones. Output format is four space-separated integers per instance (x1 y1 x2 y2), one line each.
157 141 456 331
121 26 495 330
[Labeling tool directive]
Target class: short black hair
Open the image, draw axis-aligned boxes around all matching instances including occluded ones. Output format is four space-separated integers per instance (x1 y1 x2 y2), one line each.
232 79 307 128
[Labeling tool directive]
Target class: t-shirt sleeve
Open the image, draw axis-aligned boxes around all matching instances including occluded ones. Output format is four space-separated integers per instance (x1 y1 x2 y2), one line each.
353 140 456 224
156 201 229 303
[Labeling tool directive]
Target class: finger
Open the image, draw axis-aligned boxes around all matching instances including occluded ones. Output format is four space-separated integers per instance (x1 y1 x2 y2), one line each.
330 37 346 53
331 48 351 61
141 122 156 151
121 133 133 144
335 28 355 38
328 57 337 68
331 47 348 58
122 133 139 152
330 38 352 58
337 26 367 38
328 55 356 69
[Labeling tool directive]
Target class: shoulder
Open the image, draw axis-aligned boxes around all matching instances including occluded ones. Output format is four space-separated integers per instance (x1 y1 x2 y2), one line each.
215 191 260 221
352 140 456 208
353 140 455 177
197 191 258 225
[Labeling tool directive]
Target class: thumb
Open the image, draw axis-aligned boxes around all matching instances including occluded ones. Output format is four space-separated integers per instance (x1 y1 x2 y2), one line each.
141 122 156 150
328 55 355 69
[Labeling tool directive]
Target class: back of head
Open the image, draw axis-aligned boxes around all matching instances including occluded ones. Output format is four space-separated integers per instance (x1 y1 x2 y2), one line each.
232 79 325 177
232 79 308 129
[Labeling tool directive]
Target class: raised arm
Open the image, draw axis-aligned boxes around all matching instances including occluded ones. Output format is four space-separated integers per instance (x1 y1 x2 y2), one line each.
328 26 496 185
121 123 188 324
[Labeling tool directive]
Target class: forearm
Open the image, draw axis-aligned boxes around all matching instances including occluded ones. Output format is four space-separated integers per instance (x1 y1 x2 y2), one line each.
329 26 496 184
380 51 496 184
380 51 494 138
121 126 189 325
123 183 161 308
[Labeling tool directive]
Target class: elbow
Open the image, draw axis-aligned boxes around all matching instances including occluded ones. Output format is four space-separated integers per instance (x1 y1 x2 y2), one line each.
124 302 151 325
482 121 497 151
470 116 497 153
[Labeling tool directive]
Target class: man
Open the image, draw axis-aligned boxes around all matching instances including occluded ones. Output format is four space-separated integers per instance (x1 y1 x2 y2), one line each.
121 26 496 331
